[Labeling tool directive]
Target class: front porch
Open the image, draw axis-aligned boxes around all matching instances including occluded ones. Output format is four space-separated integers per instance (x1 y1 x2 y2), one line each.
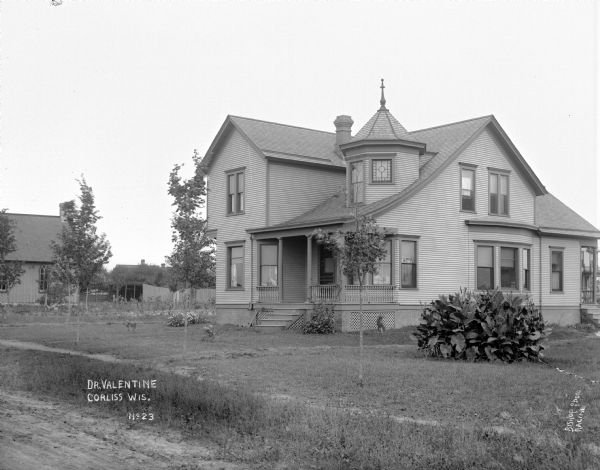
252 233 399 306
256 284 397 304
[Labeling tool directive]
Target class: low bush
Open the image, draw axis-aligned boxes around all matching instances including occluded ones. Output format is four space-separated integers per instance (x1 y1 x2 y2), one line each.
303 301 335 334
166 310 206 327
413 289 550 362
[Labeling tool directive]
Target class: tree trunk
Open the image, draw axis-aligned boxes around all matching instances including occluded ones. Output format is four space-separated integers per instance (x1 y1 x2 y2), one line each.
358 275 364 387
183 281 189 358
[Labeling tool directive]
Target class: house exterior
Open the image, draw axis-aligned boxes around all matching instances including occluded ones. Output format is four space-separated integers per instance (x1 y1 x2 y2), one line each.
0 212 62 304
202 84 600 331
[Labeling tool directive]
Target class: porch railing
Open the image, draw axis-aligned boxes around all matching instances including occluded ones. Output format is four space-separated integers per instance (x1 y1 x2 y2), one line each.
581 289 595 304
344 285 397 304
256 286 280 303
310 284 396 304
310 284 341 302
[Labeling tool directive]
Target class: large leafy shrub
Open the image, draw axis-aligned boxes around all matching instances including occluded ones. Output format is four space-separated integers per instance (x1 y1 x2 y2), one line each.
413 289 550 362
167 311 206 327
303 301 335 334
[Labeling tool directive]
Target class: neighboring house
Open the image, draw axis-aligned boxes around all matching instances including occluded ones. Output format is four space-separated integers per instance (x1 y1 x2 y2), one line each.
0 212 62 303
202 84 600 330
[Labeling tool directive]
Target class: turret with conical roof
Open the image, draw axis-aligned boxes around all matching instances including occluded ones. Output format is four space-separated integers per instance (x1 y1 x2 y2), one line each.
338 80 427 207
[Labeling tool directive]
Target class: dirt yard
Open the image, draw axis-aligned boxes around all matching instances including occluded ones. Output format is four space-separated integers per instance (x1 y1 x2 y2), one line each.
0 389 243 470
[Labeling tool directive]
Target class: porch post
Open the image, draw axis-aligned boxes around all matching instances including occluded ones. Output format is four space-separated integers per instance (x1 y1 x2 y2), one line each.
306 235 312 302
278 237 283 303
594 247 598 303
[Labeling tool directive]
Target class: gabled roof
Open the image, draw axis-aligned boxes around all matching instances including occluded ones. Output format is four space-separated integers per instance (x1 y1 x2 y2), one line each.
250 114 554 233
202 115 345 170
4 214 62 263
535 193 600 237
363 115 547 217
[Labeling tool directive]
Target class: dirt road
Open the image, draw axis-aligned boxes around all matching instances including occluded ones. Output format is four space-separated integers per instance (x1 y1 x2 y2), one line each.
0 389 243 470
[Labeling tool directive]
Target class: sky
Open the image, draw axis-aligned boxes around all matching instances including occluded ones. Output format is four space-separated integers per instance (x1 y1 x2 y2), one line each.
1 0 598 269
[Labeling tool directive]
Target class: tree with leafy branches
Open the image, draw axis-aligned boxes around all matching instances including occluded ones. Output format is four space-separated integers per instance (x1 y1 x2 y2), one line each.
313 215 387 386
0 209 25 303
167 149 215 353
51 178 112 341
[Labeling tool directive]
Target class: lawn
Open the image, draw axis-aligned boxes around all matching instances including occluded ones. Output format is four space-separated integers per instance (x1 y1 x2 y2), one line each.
1 307 600 468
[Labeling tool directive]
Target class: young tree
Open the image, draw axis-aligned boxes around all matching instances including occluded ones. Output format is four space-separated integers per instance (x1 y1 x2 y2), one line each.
51 179 112 340
314 216 387 386
166 150 215 353
0 209 25 303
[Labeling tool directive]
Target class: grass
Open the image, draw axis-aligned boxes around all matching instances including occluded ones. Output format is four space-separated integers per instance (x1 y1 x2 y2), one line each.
2 347 599 469
1 309 600 468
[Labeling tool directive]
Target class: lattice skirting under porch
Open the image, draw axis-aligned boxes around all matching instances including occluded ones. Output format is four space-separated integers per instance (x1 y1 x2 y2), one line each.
343 311 396 332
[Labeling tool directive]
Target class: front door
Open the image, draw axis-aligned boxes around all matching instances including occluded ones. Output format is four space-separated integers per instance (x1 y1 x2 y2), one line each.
319 245 336 285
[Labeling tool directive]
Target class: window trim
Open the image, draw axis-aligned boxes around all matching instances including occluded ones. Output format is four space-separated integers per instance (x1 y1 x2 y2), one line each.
370 158 394 185
226 244 245 291
259 242 278 287
39 265 49 293
522 248 531 291
550 247 564 293
475 245 495 290
500 246 519 290
399 239 417 289
349 160 365 204
459 164 477 213
226 168 245 216
488 170 510 216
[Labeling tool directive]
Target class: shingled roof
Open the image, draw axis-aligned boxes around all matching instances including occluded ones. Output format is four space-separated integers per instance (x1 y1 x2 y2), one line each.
4 214 62 263
535 193 600 237
202 115 345 170
353 108 413 141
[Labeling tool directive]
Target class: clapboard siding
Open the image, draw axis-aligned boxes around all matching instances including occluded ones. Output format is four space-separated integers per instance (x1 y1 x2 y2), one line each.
458 127 535 224
282 238 306 302
268 161 344 226
365 150 420 205
0 263 46 303
207 129 267 305
378 126 539 305
540 237 581 306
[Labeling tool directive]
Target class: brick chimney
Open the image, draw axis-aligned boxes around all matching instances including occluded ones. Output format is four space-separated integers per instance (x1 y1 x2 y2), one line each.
59 202 68 223
334 115 353 146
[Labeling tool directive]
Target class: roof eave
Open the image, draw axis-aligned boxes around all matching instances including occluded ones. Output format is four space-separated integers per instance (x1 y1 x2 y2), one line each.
247 218 351 234
340 138 427 155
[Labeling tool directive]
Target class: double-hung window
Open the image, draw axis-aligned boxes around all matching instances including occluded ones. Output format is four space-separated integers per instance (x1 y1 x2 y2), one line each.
226 170 244 215
500 247 518 289
400 240 417 288
39 265 49 292
350 161 365 204
227 245 244 289
551 250 563 292
489 171 509 215
460 167 475 212
372 239 392 285
259 244 278 287
477 246 494 290
522 248 531 290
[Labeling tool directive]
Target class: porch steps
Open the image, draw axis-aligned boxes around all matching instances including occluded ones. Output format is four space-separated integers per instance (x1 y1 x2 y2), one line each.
581 305 600 327
252 308 306 331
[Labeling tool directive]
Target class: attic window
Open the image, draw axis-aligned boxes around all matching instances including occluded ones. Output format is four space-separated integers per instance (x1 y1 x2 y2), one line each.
372 159 392 183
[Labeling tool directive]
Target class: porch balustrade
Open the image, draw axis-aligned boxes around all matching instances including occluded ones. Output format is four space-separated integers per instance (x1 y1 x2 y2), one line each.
581 289 595 304
310 284 396 303
343 285 396 304
310 284 341 302
256 285 280 303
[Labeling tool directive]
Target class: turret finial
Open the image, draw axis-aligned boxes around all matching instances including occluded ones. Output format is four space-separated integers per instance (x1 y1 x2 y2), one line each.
379 78 387 110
